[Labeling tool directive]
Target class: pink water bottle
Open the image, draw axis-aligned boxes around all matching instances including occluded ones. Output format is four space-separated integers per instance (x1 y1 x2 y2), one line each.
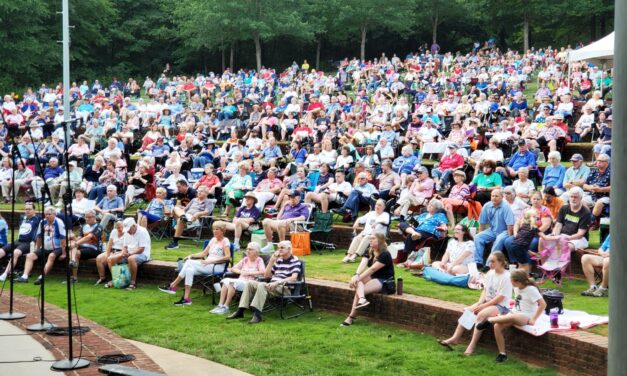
550 310 559 328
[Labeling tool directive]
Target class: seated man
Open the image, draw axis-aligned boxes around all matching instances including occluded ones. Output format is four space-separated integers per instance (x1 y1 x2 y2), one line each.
56 187 96 227
69 210 103 283
581 235 610 298
1 158 33 202
370 160 401 209
227 240 301 324
431 144 465 192
106 218 150 289
0 203 40 281
165 185 214 250
31 157 63 203
213 192 261 251
305 170 352 213
94 184 125 231
331 172 377 222
497 139 536 180
582 153 610 226
49 160 82 206
15 206 66 284
551 187 591 251
137 187 172 227
260 191 309 253
473 189 515 269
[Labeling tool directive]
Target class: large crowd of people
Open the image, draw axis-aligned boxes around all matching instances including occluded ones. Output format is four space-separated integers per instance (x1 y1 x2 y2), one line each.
0 42 612 363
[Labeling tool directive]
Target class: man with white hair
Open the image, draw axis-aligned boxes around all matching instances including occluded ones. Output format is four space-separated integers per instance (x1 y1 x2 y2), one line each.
94 184 124 230
112 218 151 290
552 187 591 251
331 172 377 221
227 240 301 324
15 206 66 284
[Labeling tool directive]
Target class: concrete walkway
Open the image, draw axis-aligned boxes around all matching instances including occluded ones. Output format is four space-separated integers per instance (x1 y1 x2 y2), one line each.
129 339 253 376
0 320 57 376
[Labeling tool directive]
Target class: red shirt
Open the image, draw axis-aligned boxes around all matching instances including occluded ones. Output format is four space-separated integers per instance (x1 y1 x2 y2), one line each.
307 101 324 112
438 153 464 171
197 174 220 189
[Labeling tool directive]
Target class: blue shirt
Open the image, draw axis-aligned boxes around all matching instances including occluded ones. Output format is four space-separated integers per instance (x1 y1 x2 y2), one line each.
97 196 124 211
600 235 610 253
479 201 515 234
414 212 448 238
236 205 261 221
392 155 419 174
262 146 282 160
18 215 41 243
354 183 377 197
43 166 64 181
0 218 7 245
542 164 566 189
508 150 536 172
36 217 66 251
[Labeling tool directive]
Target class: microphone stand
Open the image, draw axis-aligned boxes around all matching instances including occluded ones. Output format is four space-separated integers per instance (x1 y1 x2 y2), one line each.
24 125 55 331
0 133 26 321
51 119 89 370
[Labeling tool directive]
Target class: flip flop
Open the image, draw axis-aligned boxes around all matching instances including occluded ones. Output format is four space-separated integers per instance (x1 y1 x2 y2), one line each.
126 284 137 290
340 316 356 327
355 299 370 309
438 340 454 351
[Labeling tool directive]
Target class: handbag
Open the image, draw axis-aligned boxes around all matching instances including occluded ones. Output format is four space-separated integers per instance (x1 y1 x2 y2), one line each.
111 264 131 289
290 232 311 256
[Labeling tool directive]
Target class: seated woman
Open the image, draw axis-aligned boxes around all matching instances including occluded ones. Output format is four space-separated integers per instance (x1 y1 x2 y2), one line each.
267 165 310 213
504 190 553 263
581 234 610 297
392 145 420 187
335 146 354 172
476 270 546 363
192 163 221 196
343 199 390 263
470 160 502 205
511 167 535 203
341 232 394 326
398 198 448 253
438 251 512 355
281 140 308 176
432 224 475 275
393 167 434 221
210 242 266 315
158 223 231 306
358 145 380 174
542 151 566 195
88 159 125 203
137 187 171 227
124 162 153 208
222 161 253 216
439 170 470 227
469 139 504 173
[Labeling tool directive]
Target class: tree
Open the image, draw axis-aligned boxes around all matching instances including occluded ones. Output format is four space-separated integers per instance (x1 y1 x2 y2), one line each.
334 0 415 61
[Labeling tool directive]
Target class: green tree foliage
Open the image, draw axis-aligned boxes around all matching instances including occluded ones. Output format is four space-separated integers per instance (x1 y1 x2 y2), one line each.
0 0 616 91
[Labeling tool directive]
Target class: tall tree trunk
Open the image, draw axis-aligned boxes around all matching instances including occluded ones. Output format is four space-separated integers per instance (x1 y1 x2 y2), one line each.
360 25 367 61
523 12 530 52
316 38 321 71
229 42 235 71
221 47 225 72
590 14 597 40
600 15 606 36
254 33 262 71
432 9 439 44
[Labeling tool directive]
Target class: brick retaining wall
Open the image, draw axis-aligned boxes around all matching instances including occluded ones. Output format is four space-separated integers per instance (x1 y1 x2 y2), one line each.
39 259 608 376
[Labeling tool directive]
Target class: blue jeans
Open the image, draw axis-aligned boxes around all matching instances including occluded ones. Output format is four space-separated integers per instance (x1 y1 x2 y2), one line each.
593 144 611 157
192 155 210 168
432 168 454 188
503 236 538 264
341 190 370 218
88 185 108 203
473 229 509 265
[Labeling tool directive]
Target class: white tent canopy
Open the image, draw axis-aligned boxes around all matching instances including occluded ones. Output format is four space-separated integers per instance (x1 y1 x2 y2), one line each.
568 32 614 65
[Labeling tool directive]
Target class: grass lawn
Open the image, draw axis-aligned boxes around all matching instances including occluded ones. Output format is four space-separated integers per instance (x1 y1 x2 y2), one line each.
16 276 555 376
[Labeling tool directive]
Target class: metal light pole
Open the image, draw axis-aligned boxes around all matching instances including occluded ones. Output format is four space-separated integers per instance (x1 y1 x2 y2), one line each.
62 0 71 141
609 0 626 375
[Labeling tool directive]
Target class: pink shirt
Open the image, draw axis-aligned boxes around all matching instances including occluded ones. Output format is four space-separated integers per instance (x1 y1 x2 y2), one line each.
256 177 283 192
68 143 90 157
233 257 266 281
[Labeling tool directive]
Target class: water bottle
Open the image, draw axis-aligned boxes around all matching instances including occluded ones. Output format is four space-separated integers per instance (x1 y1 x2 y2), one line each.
396 278 403 295
550 309 559 328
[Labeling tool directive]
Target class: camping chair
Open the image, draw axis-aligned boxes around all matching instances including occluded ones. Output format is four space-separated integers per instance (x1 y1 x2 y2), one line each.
530 238 573 286
297 210 335 252
147 199 174 240
260 260 313 319
178 199 217 244
198 240 236 305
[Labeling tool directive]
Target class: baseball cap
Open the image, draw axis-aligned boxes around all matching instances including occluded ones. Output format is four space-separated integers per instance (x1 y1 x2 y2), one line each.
288 190 300 197
123 218 136 232
417 166 428 174
570 153 584 161
517 139 526 145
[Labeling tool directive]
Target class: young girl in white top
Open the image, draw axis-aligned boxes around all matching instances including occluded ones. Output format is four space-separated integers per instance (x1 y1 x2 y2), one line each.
476 269 546 363
438 251 512 356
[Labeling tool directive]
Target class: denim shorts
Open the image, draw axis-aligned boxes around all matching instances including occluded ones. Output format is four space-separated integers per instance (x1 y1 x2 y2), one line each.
496 304 510 315
121 253 149 265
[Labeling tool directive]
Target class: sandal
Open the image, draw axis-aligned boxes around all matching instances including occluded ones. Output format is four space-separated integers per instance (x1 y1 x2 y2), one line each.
355 299 370 309
126 284 137 290
104 281 113 288
438 339 454 351
340 316 356 327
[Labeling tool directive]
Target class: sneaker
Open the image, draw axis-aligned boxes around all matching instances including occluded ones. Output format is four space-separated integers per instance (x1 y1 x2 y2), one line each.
215 306 230 315
34 276 43 285
232 243 240 251
476 319 493 331
495 353 508 363
61 277 78 284
173 297 192 306
14 276 28 283
165 242 179 250
260 244 274 254
0 274 6 282
158 285 176 295
266 208 278 214
94 278 106 286
209 305 223 313
592 287 608 297
581 286 597 296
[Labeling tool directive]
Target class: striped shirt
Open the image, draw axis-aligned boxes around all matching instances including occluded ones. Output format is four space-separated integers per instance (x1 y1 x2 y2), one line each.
271 255 301 282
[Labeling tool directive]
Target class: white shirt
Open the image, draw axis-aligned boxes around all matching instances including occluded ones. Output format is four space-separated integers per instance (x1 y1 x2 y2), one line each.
481 148 505 162
124 226 151 259
358 211 390 236
514 285 543 318
445 239 475 266
484 270 513 306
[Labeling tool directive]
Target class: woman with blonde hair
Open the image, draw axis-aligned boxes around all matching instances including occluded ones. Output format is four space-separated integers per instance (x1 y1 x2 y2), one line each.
341 232 394 326
343 199 390 263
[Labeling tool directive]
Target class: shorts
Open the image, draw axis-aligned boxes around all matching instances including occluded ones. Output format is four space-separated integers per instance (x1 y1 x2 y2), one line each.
508 243 531 264
569 237 589 250
78 246 101 260
139 210 161 224
34 248 62 259
496 305 510 315
221 278 247 292
3 241 31 255
121 252 149 265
